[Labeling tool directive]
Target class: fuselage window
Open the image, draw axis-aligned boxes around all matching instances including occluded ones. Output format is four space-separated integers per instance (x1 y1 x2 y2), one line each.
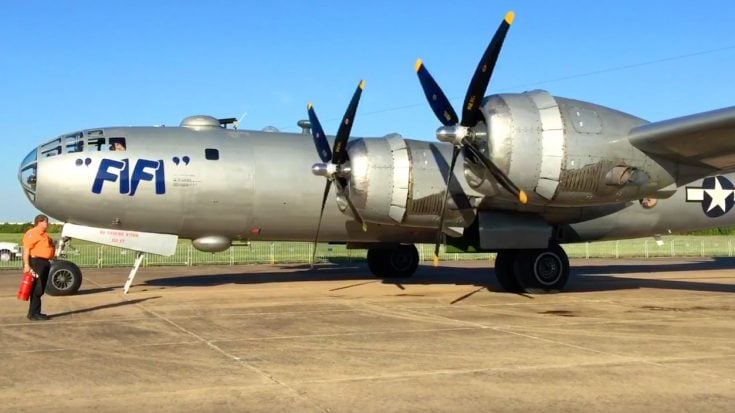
205 148 219 160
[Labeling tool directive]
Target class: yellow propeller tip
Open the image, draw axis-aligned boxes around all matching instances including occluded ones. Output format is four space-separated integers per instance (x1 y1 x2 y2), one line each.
414 58 423 72
505 11 515 25
432 255 439 267
359 79 365 90
519 190 528 205
362 223 367 232
307 102 313 110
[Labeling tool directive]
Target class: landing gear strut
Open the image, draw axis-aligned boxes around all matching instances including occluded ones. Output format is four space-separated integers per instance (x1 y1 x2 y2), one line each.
367 244 419 278
494 243 570 293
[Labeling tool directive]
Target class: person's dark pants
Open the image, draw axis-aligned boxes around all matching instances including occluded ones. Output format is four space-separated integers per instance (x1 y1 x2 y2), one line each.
29 258 50 316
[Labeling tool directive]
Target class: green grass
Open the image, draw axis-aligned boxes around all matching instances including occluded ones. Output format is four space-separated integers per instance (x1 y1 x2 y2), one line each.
1 234 733 270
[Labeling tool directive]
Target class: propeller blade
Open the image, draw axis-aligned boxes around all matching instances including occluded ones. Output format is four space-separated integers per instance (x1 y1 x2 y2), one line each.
332 80 365 165
433 146 461 266
335 180 367 232
461 11 514 127
311 179 333 267
307 103 332 163
415 59 459 126
463 140 527 204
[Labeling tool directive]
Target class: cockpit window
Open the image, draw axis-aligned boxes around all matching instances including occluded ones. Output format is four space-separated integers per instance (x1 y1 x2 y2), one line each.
40 138 62 158
21 148 37 166
64 132 84 153
109 137 126 151
82 132 127 152
19 148 37 199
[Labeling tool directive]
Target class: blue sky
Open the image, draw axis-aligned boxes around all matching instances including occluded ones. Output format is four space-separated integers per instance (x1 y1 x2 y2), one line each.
1 1 734 222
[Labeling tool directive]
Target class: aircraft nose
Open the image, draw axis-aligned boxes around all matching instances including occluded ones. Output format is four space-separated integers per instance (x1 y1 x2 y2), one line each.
19 147 38 203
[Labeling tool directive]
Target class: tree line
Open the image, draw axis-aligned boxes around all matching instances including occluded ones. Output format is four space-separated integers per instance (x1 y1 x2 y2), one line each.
0 222 63 233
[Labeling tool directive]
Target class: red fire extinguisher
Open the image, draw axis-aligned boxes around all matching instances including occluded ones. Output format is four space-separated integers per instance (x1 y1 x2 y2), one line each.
17 270 36 301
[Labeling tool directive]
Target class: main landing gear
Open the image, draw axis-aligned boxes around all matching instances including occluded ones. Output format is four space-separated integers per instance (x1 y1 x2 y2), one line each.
494 243 570 293
367 244 419 278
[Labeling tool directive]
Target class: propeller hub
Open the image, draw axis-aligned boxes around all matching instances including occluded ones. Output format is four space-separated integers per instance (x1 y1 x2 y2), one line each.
436 125 471 146
312 163 348 178
311 163 332 178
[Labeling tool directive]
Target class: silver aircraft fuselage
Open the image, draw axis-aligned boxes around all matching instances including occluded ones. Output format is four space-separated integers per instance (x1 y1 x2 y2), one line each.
18 118 735 247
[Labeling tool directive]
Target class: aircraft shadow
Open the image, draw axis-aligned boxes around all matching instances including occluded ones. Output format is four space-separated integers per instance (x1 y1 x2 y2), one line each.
143 258 735 295
51 296 160 318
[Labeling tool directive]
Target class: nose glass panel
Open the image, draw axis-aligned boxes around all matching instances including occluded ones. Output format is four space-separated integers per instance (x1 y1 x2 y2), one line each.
18 148 38 202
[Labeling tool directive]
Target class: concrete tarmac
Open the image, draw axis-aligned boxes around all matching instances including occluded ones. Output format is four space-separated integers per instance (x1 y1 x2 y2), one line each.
1 258 734 412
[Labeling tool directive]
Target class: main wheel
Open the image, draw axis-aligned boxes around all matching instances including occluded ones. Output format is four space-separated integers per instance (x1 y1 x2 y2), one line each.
513 244 569 293
367 245 419 278
367 248 388 276
46 260 83 296
494 250 523 293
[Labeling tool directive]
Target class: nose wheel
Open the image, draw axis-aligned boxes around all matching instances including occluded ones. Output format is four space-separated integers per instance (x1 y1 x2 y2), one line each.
494 243 569 293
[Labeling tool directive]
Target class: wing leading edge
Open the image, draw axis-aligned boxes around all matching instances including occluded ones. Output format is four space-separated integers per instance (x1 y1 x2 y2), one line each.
628 106 735 170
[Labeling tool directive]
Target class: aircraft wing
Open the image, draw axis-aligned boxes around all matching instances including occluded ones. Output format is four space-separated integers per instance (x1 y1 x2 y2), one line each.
628 106 735 170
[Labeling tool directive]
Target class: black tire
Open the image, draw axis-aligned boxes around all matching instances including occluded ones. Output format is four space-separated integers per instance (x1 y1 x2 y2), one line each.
494 251 523 293
367 245 419 278
367 248 388 276
513 244 569 293
46 260 83 296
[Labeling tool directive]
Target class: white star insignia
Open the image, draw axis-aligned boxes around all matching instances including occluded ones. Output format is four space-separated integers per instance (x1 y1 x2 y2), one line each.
705 177 731 213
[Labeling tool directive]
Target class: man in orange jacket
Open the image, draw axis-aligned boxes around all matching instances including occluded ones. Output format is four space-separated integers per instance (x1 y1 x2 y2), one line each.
22 214 55 321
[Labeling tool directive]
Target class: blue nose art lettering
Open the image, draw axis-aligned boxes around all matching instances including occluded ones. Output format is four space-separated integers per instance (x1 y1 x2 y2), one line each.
92 159 130 194
129 159 165 196
91 158 164 196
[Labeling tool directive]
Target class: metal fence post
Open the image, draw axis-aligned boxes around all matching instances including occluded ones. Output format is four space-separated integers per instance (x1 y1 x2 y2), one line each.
270 242 275 265
644 240 648 259
585 242 590 259
97 246 103 268
615 241 619 259
230 247 234 266
188 245 193 267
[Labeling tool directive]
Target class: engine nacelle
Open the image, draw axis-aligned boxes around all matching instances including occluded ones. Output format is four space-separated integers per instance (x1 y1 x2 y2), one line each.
347 134 475 229
467 90 677 206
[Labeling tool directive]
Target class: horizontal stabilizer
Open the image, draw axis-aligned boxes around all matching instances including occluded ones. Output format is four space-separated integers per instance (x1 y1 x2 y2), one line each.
61 223 178 256
628 106 735 170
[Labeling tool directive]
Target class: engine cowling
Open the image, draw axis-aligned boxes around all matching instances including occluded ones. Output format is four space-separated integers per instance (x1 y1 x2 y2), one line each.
467 90 677 206
346 134 475 229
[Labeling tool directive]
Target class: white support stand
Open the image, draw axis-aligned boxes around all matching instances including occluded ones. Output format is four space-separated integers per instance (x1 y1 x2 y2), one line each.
123 252 146 294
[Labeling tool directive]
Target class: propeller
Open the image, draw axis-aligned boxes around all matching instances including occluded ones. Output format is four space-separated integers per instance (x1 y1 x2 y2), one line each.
308 80 367 266
415 11 528 266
